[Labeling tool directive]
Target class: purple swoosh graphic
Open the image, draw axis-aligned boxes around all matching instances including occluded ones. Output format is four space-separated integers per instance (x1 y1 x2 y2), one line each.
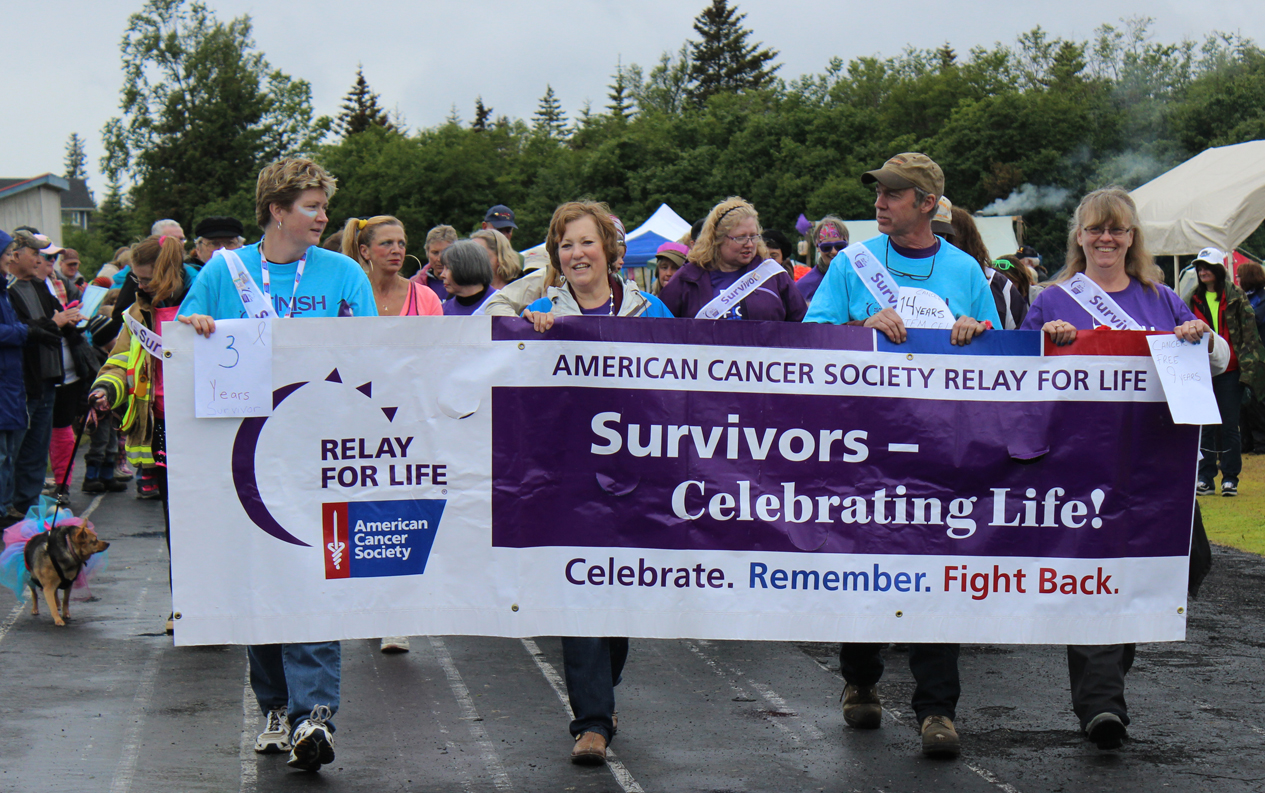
232 381 310 546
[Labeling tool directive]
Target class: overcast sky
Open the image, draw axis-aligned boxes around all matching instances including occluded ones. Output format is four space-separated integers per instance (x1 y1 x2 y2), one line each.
5 0 1262 197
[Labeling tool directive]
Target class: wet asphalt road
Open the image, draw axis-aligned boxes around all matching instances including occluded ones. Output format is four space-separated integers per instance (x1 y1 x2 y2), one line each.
2 465 1265 792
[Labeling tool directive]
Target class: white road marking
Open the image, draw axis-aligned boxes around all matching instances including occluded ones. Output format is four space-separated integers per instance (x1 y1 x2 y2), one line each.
684 640 823 741
238 663 257 793
81 493 106 519
520 638 645 793
109 586 158 793
429 636 514 791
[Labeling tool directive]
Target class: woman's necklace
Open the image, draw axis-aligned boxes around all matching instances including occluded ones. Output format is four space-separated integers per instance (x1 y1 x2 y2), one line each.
884 238 937 281
377 275 406 313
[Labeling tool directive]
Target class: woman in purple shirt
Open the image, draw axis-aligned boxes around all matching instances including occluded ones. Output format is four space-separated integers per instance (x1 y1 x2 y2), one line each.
440 241 497 315
659 197 807 322
1021 187 1223 752
795 216 848 305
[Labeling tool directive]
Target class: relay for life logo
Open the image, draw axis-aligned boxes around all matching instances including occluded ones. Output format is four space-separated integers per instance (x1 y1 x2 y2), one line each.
322 499 446 579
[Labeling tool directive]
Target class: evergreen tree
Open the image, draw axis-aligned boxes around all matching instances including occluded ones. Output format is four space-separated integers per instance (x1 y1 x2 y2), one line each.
472 96 492 132
64 133 88 180
334 64 397 138
937 43 958 72
686 0 779 105
94 182 134 249
607 57 635 120
532 85 568 139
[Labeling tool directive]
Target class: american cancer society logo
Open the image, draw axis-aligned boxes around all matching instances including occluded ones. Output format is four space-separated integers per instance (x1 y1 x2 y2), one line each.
321 499 446 579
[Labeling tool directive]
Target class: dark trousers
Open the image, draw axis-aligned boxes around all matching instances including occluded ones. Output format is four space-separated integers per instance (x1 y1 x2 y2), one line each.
13 388 56 512
85 414 118 467
1067 643 1134 730
1199 371 1243 484
839 642 960 721
561 637 628 741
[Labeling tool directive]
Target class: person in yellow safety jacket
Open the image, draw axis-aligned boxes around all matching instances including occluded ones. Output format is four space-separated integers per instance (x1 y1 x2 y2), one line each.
89 234 196 634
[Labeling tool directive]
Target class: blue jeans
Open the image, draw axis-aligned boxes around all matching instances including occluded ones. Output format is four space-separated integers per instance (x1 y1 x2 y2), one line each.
248 642 341 734
561 637 628 741
13 389 55 512
0 428 22 512
1199 371 1243 484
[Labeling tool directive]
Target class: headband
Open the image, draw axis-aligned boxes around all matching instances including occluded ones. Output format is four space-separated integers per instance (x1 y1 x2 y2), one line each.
713 205 743 229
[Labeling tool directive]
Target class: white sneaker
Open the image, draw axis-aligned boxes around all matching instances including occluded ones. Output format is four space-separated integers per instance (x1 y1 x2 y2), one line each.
254 707 291 753
287 705 335 771
380 636 410 653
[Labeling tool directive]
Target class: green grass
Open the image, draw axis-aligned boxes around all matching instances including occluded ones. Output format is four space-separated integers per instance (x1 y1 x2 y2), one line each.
1198 453 1265 555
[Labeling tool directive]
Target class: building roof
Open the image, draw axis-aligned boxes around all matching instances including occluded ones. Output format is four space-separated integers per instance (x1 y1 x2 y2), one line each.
0 173 70 202
61 178 95 211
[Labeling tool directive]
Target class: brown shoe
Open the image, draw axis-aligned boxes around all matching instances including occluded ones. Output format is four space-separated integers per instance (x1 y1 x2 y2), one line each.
571 731 607 766
842 684 882 729
920 715 960 758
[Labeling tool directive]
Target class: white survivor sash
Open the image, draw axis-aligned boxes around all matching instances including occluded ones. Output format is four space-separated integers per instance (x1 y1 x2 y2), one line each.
695 260 784 320
124 312 164 358
221 249 276 319
846 242 954 330
1058 273 1142 331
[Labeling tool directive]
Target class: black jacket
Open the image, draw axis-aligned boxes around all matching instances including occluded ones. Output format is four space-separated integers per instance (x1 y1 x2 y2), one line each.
8 279 89 400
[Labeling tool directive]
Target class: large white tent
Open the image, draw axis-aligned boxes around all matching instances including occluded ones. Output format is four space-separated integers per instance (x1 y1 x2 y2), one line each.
1131 140 1265 256
841 216 1021 261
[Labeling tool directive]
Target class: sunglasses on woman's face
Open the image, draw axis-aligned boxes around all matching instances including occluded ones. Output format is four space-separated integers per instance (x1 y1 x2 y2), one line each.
817 241 848 252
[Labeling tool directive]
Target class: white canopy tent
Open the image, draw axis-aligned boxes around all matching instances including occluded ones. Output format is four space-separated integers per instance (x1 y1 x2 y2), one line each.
521 202 691 268
1131 140 1265 256
842 216 1021 261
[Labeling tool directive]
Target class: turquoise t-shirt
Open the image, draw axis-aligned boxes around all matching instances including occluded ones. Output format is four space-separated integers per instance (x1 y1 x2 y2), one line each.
178 243 377 320
802 235 1001 327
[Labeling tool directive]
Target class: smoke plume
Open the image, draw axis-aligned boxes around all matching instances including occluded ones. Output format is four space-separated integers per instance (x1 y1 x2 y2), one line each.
978 184 1072 216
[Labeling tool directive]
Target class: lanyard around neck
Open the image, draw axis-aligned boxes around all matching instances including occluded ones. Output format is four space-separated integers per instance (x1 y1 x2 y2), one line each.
259 236 307 319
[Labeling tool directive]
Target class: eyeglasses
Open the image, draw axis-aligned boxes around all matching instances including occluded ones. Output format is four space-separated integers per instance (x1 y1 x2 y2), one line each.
991 259 1014 270
817 241 848 252
1083 226 1132 238
725 234 760 245
41 254 58 262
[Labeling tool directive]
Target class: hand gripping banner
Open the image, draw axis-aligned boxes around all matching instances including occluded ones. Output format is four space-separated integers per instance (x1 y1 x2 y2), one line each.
164 317 1199 646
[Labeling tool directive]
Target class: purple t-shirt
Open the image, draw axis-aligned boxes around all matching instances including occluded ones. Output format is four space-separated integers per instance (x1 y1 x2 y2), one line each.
579 299 614 316
796 267 825 303
442 288 496 316
707 269 744 320
1022 278 1196 331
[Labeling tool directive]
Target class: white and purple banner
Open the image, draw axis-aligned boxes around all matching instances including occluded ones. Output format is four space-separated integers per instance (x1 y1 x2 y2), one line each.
164 318 1199 646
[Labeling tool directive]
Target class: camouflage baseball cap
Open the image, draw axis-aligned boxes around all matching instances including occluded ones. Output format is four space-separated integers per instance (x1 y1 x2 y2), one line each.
862 152 945 199
12 229 51 251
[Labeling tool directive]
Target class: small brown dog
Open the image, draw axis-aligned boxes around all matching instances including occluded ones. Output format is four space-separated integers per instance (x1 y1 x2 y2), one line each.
24 521 110 626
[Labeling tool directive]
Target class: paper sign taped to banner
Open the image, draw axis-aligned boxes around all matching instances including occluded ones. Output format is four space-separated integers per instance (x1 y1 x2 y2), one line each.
192 318 273 418
1146 334 1218 424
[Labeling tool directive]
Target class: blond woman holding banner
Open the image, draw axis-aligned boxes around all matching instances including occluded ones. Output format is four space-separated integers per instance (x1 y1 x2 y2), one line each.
658 197 807 322
1022 186 1225 750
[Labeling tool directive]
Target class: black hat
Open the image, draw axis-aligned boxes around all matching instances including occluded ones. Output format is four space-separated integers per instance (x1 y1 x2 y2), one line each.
195 216 245 239
483 205 517 230
1016 245 1040 260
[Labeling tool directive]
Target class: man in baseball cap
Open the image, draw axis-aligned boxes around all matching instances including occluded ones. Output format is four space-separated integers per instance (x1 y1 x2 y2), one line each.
481 205 517 244
804 153 1000 760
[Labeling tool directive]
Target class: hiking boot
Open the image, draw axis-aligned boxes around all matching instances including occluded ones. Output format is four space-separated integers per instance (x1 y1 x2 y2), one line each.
842 684 882 729
287 706 335 771
920 715 960 758
105 475 129 493
1222 480 1238 497
380 636 410 653
1085 712 1127 749
1196 480 1214 496
82 465 105 493
571 731 608 765
255 707 291 754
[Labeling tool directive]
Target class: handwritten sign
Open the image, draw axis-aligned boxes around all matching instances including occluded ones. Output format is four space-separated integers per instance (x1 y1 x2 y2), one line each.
193 318 273 418
1146 334 1219 425
897 287 955 330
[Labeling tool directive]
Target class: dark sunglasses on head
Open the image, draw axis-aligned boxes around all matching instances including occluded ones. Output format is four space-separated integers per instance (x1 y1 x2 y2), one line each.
817 241 848 252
